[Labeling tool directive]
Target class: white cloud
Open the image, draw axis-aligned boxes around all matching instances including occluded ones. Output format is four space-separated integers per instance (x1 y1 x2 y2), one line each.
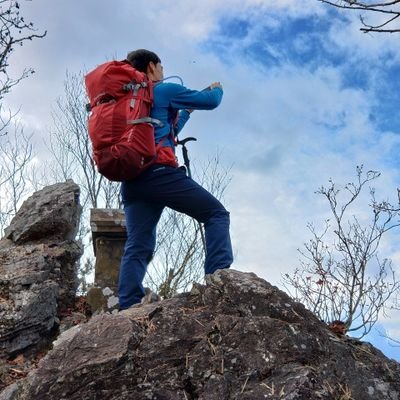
327 9 400 62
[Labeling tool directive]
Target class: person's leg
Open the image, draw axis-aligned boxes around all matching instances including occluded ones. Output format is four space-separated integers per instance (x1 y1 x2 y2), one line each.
173 185 233 274
133 166 233 274
118 200 163 310
202 208 233 274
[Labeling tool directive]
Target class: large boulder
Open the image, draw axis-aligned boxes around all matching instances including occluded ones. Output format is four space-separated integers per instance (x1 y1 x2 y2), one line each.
0 181 82 361
3 269 399 400
4 180 81 244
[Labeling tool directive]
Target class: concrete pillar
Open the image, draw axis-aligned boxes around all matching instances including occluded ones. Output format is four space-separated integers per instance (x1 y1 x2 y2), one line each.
87 208 126 313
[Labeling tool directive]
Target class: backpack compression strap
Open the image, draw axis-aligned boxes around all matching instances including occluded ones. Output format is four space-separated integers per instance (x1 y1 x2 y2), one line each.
127 117 164 127
125 81 152 109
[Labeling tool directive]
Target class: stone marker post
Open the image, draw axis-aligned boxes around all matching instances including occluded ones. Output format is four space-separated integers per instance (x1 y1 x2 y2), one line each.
87 208 126 313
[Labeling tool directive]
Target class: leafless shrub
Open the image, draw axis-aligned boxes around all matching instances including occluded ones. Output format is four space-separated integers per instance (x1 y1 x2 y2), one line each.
284 166 400 338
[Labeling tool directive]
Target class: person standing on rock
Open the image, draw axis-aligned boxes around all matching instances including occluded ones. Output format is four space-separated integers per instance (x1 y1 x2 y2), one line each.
118 49 233 310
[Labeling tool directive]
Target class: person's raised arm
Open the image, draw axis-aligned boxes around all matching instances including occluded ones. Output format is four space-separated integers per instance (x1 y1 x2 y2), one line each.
168 81 224 111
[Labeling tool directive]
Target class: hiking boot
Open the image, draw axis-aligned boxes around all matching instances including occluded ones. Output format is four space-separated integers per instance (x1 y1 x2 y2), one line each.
141 288 161 305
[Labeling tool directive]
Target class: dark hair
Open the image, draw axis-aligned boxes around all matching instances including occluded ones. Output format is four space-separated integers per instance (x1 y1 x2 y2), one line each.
126 49 161 73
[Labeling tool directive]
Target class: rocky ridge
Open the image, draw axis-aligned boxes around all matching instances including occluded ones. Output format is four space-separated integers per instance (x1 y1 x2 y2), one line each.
2 268 400 399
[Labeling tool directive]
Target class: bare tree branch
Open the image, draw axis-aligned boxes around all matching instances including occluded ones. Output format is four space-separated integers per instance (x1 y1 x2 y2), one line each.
283 165 400 338
49 70 121 211
0 1 46 234
0 120 34 235
0 0 47 100
319 0 400 32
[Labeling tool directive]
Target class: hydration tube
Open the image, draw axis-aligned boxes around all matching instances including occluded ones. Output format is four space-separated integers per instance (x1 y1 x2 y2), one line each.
158 75 184 86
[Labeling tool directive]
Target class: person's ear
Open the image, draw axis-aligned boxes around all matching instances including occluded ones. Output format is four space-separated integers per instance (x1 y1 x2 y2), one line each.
146 61 156 76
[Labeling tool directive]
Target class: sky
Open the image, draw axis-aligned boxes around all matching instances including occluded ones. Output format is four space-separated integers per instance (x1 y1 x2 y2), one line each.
3 0 400 360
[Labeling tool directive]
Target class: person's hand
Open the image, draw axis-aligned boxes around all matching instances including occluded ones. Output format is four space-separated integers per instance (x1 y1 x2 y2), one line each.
209 81 222 90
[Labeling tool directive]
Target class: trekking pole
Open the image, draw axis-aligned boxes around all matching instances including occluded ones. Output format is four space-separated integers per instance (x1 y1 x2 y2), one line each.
177 137 196 178
176 137 207 255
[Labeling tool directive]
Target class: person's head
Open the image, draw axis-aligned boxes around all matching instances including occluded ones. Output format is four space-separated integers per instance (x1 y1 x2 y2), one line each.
126 49 163 81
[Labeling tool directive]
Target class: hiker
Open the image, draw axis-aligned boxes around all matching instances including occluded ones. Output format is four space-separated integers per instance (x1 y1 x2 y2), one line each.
118 49 233 310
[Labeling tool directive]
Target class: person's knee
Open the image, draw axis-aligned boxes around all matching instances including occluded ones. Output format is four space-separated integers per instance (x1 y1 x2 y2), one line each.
205 207 230 226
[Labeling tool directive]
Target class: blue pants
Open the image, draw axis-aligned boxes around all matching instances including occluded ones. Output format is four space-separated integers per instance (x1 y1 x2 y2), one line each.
118 164 233 309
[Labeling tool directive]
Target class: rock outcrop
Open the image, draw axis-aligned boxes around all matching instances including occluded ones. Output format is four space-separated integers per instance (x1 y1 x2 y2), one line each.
3 269 399 400
0 181 82 361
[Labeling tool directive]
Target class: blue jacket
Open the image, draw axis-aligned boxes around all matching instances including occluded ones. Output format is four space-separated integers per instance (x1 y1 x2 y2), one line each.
151 82 223 166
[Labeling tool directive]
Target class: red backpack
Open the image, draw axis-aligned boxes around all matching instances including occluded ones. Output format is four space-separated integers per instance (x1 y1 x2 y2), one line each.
84 60 165 181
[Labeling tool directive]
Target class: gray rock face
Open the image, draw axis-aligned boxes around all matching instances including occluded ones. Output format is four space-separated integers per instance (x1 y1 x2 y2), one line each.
4 269 400 400
0 181 82 360
4 180 81 244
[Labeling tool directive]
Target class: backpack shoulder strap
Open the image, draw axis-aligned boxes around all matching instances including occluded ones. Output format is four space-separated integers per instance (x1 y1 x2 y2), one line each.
155 131 173 151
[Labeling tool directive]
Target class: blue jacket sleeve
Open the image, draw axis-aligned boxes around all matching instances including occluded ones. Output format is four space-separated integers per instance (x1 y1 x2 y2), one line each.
151 82 223 142
156 82 223 110
169 85 223 110
175 110 191 134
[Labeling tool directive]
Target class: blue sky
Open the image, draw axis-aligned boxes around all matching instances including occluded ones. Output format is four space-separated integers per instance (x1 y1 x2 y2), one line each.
3 0 400 361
